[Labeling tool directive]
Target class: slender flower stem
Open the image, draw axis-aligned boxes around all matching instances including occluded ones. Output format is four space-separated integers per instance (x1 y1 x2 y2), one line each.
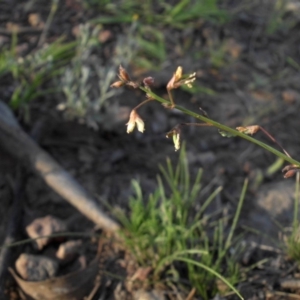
133 98 153 111
167 89 175 108
139 86 300 167
259 126 291 158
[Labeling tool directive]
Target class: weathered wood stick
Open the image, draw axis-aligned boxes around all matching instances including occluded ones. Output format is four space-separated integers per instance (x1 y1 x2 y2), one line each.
0 102 120 232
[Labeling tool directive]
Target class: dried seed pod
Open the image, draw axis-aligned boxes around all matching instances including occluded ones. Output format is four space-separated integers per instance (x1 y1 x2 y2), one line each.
110 81 124 88
282 164 299 173
236 125 260 135
282 164 300 178
118 65 131 82
283 169 297 178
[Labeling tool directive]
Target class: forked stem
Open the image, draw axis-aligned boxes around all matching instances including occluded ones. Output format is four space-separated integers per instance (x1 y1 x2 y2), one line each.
258 126 291 158
167 89 175 109
139 86 300 167
133 98 153 111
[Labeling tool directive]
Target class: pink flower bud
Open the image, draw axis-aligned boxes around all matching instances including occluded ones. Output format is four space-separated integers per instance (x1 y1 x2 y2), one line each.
143 77 154 87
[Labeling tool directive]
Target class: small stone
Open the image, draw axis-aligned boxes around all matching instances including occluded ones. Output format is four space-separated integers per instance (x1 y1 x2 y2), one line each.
98 30 113 43
245 180 296 245
26 215 68 250
56 240 83 261
133 289 165 300
28 13 44 29
282 89 300 104
15 254 58 281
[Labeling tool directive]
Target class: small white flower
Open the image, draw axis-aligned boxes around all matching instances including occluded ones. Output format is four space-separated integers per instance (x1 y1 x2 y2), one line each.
166 127 181 151
173 132 181 151
167 66 196 90
183 72 196 88
126 110 145 134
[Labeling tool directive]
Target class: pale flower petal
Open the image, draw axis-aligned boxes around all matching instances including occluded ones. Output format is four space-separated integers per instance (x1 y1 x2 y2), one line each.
166 126 181 151
110 81 124 88
136 116 145 133
119 65 131 82
126 110 145 134
182 72 196 88
167 67 196 90
126 121 136 133
173 132 180 151
174 66 183 81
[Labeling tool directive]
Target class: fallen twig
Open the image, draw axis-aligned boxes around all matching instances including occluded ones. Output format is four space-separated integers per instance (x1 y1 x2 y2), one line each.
185 287 196 300
280 278 300 290
0 27 42 36
0 169 24 299
266 290 300 299
0 101 119 233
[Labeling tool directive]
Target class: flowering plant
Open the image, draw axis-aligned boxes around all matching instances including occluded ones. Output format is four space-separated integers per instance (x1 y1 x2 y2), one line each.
111 65 300 178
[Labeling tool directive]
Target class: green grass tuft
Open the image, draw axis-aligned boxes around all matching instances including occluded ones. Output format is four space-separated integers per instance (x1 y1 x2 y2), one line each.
0 35 76 116
90 0 229 27
112 145 245 299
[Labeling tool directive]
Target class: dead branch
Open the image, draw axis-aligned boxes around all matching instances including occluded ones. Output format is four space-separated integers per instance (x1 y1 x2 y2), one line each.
280 278 300 290
0 169 23 299
0 27 42 36
0 102 119 233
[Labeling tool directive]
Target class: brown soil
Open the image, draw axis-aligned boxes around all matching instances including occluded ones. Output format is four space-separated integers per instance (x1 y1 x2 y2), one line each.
1 0 300 299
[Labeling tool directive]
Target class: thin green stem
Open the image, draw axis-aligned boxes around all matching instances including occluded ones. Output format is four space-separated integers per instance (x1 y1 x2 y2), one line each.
225 178 248 251
175 257 244 300
140 87 300 167
181 122 213 127
38 0 58 47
